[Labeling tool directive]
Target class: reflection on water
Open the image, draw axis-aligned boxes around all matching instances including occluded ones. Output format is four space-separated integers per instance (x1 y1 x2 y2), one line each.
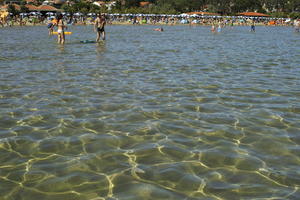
57 44 66 54
0 25 300 200
96 42 106 56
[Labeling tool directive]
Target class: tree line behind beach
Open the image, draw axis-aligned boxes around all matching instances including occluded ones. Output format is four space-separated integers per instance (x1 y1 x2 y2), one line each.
1 0 300 18
64 0 299 18
119 0 299 14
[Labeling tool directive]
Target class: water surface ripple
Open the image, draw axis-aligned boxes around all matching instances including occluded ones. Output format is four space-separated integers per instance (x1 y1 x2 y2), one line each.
1 25 300 200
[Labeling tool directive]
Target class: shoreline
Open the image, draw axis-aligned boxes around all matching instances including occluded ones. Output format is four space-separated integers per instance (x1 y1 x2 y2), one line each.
0 21 294 28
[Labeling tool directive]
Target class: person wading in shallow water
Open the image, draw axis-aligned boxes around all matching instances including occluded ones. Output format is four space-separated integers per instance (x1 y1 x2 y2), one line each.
55 13 66 44
250 20 256 32
94 13 106 42
294 19 300 32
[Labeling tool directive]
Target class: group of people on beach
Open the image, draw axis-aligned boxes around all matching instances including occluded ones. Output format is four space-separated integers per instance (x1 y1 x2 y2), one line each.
210 20 256 32
48 12 106 44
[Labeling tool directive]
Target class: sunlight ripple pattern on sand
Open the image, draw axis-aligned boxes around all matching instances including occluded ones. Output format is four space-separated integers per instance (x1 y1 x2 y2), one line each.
0 25 300 199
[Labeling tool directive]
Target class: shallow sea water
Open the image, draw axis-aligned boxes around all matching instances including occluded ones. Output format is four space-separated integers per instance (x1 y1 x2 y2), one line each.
0 25 300 200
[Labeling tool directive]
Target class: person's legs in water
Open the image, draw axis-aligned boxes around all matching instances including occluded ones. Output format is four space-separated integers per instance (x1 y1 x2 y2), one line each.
57 31 65 44
101 29 105 40
57 31 61 44
61 32 65 44
96 28 101 42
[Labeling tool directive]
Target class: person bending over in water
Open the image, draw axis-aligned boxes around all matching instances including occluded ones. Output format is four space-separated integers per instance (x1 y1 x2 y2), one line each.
54 13 66 44
47 18 55 35
94 13 106 42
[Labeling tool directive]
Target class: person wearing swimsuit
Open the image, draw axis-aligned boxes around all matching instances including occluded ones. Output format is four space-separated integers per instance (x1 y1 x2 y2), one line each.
47 18 55 35
250 20 255 32
94 13 106 42
55 13 66 44
294 19 300 32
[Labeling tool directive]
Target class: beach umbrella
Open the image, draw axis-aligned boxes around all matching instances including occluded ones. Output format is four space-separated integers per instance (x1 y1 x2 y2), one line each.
238 12 270 17
74 12 82 16
180 13 188 17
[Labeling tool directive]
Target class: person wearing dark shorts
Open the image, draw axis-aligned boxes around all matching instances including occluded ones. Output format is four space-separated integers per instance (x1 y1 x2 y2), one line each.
250 21 255 32
94 13 106 42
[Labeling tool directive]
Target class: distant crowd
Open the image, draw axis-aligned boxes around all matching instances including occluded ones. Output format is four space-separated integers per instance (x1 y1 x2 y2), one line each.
1 13 299 32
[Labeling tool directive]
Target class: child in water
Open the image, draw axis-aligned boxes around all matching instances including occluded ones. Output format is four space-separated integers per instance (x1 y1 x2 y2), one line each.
211 24 215 32
217 22 222 32
47 17 55 35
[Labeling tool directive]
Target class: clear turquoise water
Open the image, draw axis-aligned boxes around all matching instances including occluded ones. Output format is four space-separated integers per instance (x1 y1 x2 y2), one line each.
0 25 300 200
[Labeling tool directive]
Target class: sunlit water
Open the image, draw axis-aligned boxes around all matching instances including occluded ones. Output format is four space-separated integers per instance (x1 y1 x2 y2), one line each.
0 25 300 200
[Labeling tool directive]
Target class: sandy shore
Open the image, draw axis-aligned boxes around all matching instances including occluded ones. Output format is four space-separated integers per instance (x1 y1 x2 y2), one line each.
0 20 292 28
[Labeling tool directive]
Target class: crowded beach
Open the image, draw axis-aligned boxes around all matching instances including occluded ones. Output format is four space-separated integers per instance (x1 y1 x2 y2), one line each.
1 9 300 28
1 0 300 40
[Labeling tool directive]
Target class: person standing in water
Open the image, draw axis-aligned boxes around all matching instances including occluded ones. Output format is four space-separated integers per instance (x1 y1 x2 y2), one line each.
250 20 255 32
47 17 55 35
54 13 66 44
294 19 300 32
217 22 222 32
211 24 216 32
94 13 106 42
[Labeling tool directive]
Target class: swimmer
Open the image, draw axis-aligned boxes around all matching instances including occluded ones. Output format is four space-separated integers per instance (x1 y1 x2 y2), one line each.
153 27 164 32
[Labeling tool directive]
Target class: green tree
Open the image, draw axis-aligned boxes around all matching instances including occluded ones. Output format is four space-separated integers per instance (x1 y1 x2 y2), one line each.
114 0 122 10
7 4 19 16
286 0 300 12
231 0 263 13
20 5 29 13
61 4 76 14
59 0 299 16
125 0 140 8
90 4 101 14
